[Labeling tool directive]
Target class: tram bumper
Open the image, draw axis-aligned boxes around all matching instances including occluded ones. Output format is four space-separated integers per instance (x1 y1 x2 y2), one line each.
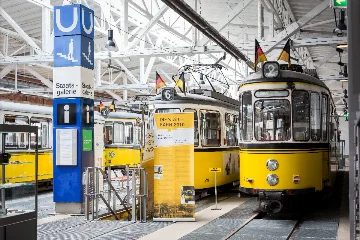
258 191 283 213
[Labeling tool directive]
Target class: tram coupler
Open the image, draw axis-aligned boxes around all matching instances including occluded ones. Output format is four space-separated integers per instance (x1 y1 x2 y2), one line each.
258 191 283 213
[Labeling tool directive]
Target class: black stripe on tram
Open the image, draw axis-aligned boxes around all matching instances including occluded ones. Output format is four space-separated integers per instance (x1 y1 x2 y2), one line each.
194 147 239 152
239 142 330 150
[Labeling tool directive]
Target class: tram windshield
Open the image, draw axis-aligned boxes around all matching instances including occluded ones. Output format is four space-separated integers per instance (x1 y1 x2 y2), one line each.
254 100 291 141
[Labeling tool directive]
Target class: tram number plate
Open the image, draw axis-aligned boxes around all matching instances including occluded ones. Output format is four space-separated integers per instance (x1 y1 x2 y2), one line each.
209 168 221 172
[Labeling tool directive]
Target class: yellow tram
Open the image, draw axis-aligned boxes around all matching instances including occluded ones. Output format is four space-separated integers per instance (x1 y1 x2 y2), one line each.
103 111 146 167
0 100 105 187
147 88 240 190
0 101 53 186
238 62 340 213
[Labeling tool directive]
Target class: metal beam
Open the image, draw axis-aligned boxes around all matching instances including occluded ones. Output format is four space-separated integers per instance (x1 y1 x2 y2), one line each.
125 4 169 51
263 0 329 54
0 64 15 79
105 90 123 101
24 66 52 88
0 27 42 45
0 36 347 64
198 0 252 46
0 7 44 55
42 0 52 54
315 48 338 68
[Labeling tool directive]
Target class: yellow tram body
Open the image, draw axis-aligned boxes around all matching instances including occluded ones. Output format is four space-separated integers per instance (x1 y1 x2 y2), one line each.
103 112 146 167
146 88 240 190
0 101 53 185
0 101 105 186
238 62 340 212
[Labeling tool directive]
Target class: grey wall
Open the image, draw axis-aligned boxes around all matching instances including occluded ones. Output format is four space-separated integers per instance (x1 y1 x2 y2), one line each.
338 116 349 156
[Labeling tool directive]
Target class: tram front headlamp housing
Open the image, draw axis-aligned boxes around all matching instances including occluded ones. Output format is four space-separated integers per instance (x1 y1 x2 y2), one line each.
161 87 175 101
266 159 279 171
263 62 280 78
266 174 279 186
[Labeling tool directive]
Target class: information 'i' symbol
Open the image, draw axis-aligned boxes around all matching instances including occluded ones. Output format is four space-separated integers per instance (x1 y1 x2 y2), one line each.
64 104 70 123
86 105 90 123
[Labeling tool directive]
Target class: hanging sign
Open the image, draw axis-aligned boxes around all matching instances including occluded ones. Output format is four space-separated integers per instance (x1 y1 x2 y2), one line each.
331 0 347 8
153 112 195 222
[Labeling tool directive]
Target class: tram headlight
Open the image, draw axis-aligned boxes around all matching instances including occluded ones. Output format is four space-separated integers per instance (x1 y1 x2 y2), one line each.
266 159 279 171
266 174 279 186
263 62 280 78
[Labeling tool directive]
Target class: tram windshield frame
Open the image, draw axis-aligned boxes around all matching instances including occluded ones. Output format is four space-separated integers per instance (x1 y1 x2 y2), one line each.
253 99 291 141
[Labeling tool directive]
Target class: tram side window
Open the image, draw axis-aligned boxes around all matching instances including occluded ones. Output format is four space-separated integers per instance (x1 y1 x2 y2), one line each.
148 109 154 129
200 110 221 146
310 92 321 141
4 115 29 149
225 113 238 146
330 104 335 141
30 117 52 149
104 125 113 144
292 90 310 141
155 108 181 113
242 92 253 141
322 94 328 141
124 122 134 144
184 109 199 147
113 122 124 144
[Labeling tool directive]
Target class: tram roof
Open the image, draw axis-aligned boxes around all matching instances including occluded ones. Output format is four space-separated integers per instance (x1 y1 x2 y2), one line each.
0 101 104 121
241 70 329 91
150 88 240 109
105 111 148 120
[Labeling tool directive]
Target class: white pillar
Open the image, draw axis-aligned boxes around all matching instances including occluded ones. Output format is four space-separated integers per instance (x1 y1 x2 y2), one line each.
258 1 264 40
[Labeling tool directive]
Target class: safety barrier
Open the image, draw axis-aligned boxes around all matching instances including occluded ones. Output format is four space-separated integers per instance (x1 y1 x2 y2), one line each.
84 165 147 222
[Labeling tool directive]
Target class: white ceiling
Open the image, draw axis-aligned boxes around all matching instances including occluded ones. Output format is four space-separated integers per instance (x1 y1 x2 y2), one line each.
0 0 348 105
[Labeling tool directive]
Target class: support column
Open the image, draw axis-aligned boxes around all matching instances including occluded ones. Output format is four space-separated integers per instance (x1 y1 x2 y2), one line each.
348 1 360 239
123 75 128 100
120 0 129 48
192 0 198 46
258 1 264 40
52 4 95 214
267 0 275 39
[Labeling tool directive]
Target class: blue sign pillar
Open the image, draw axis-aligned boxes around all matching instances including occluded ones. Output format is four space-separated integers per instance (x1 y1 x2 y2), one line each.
53 4 95 214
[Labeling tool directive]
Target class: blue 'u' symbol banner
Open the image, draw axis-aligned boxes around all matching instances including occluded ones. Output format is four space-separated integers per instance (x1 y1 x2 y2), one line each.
54 4 94 39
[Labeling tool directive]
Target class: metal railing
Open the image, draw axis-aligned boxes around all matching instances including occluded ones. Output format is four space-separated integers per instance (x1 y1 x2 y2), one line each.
84 165 147 222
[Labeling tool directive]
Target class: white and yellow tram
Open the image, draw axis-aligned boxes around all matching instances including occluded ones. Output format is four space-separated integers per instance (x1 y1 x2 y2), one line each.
238 62 340 212
146 88 240 190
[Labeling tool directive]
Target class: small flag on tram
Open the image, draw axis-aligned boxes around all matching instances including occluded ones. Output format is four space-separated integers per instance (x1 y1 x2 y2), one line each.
155 71 166 93
109 99 116 112
278 39 291 68
175 72 186 95
99 101 105 111
254 39 268 72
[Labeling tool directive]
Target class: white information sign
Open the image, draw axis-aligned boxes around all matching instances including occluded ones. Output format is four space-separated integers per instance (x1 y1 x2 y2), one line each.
56 129 78 166
53 66 94 99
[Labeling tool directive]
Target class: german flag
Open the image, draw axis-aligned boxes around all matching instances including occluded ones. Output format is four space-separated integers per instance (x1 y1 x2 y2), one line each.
109 99 115 112
277 39 291 68
254 39 267 72
155 71 166 93
175 72 186 95
99 101 105 111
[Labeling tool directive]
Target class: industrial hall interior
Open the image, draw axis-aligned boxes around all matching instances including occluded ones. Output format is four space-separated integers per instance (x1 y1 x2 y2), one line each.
0 0 359 239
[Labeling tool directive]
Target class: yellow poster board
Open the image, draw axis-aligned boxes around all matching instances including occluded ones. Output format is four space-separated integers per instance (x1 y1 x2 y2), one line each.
153 112 195 222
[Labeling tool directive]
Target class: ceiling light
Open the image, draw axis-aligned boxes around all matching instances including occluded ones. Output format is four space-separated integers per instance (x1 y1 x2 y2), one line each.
105 29 116 51
337 44 348 48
